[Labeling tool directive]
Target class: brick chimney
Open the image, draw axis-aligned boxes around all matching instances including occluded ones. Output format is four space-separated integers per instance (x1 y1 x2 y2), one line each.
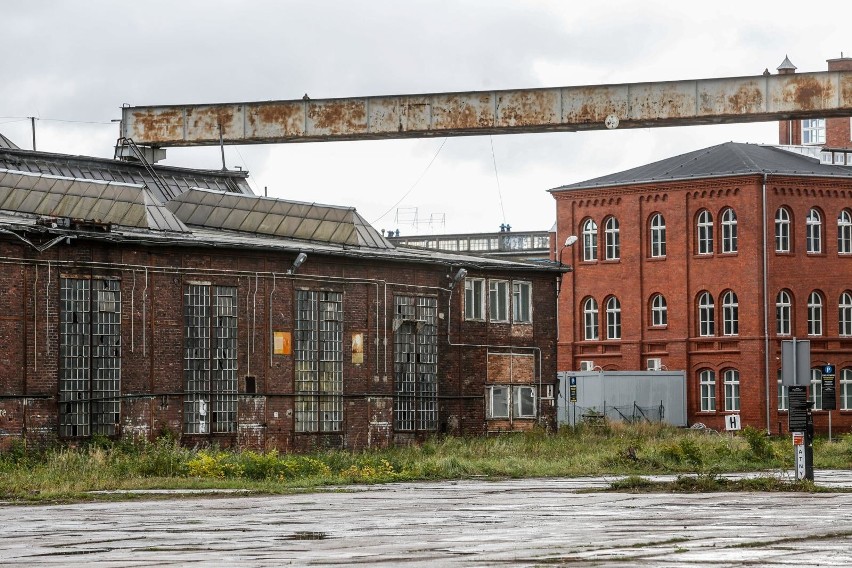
826 54 852 148
777 56 799 145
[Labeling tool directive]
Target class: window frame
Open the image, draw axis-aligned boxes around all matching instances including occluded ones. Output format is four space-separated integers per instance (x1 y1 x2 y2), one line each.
839 291 852 337
724 369 740 412
839 209 852 255
582 218 598 261
696 209 713 255
488 385 510 419
808 291 823 336
699 369 716 412
649 213 666 258
513 385 537 418
464 278 485 321
651 293 668 327
777 372 789 411
810 367 823 410
802 118 826 145
604 216 620 260
698 291 715 337
583 297 599 341
776 290 792 336
806 208 822 254
775 207 791 253
488 279 509 323
841 368 852 411
512 281 533 324
486 385 537 419
720 208 738 253
721 290 739 336
605 296 621 340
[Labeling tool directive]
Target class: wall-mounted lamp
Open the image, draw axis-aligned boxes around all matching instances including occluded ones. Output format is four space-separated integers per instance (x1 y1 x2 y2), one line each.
287 252 307 275
449 268 468 289
559 235 578 266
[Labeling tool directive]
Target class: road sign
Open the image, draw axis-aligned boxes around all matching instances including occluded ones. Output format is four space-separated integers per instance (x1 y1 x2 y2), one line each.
781 339 811 386
822 364 837 411
788 385 808 431
569 376 577 403
725 414 741 431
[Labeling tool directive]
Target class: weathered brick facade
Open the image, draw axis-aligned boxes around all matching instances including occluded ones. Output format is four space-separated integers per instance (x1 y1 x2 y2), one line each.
0 237 558 451
552 156 852 434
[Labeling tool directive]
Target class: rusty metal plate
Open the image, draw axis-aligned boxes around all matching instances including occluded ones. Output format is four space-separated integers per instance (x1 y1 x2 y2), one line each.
562 84 629 125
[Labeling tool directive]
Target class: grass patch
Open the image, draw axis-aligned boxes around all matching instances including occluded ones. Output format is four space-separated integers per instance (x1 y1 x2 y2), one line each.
2 422 851 503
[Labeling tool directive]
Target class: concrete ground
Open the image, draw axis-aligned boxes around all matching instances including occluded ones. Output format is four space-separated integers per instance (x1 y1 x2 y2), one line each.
2 471 852 566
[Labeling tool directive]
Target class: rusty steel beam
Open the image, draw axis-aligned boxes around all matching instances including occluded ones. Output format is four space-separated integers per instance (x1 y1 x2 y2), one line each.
121 70 852 147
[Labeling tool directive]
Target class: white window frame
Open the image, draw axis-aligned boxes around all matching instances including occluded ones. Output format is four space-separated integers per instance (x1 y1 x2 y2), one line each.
802 118 826 145
808 291 823 336
604 216 620 260
513 386 537 418
722 290 739 336
583 297 599 340
810 368 823 410
651 293 667 327
777 373 788 411
806 208 822 254
700 369 716 412
650 213 666 258
724 369 740 412
488 280 509 323
839 209 852 255
582 218 598 261
488 385 510 418
464 278 485 321
721 208 738 253
841 368 852 411
776 290 792 336
605 296 621 340
512 281 532 324
697 209 713 255
775 207 791 253
698 292 715 337
839 291 852 337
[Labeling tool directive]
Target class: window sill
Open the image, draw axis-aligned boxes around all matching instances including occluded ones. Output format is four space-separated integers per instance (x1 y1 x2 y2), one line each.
647 256 667 261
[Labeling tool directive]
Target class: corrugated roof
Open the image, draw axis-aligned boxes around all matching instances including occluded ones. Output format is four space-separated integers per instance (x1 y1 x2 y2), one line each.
550 143 852 192
167 188 393 248
0 147 253 203
0 169 188 232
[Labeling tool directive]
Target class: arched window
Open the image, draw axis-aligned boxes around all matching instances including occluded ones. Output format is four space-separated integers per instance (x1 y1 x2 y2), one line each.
721 208 738 253
649 213 666 258
776 290 792 336
605 296 621 340
808 291 823 336
810 367 823 410
583 297 599 340
699 369 716 412
806 208 822 253
651 294 667 327
582 219 598 261
696 209 713 255
604 216 620 260
839 209 852 255
698 292 715 337
775 207 791 253
724 369 740 411
839 291 852 337
841 368 852 411
722 291 739 336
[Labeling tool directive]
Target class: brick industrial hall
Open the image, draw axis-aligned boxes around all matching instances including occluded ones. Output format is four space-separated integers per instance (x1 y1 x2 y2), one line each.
0 140 562 452
551 56 852 434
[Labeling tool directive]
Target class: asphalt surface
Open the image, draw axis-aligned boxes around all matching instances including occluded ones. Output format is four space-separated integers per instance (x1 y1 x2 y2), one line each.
2 471 852 566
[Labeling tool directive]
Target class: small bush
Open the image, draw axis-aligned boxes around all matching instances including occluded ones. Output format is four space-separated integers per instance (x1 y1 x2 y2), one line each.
741 426 774 460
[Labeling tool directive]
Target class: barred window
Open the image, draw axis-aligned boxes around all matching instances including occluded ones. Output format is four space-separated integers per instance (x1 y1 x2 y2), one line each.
394 296 438 431
184 284 238 434
295 290 343 433
60 277 121 438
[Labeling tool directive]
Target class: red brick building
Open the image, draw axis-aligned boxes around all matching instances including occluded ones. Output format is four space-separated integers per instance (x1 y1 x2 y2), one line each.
0 145 560 452
551 139 852 434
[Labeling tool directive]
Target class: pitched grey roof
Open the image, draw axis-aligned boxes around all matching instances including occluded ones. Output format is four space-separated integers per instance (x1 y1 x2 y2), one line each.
0 169 188 232
550 143 852 192
0 147 253 202
777 55 797 71
0 131 19 150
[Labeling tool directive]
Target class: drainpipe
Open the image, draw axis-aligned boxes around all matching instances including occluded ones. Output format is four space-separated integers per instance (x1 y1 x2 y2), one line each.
762 173 771 434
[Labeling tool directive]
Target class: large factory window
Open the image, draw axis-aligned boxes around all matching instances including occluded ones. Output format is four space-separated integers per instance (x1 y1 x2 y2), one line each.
394 295 438 432
59 277 121 438
183 284 238 434
295 290 343 433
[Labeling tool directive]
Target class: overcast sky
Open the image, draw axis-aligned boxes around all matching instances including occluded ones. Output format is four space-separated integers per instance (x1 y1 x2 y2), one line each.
3 1 850 234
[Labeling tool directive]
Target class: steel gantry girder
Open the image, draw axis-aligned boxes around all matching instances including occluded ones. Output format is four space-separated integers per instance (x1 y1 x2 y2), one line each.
121 70 852 147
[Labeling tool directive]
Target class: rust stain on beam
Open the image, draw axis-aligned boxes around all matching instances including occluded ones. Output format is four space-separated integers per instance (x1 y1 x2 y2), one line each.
122 70 852 147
